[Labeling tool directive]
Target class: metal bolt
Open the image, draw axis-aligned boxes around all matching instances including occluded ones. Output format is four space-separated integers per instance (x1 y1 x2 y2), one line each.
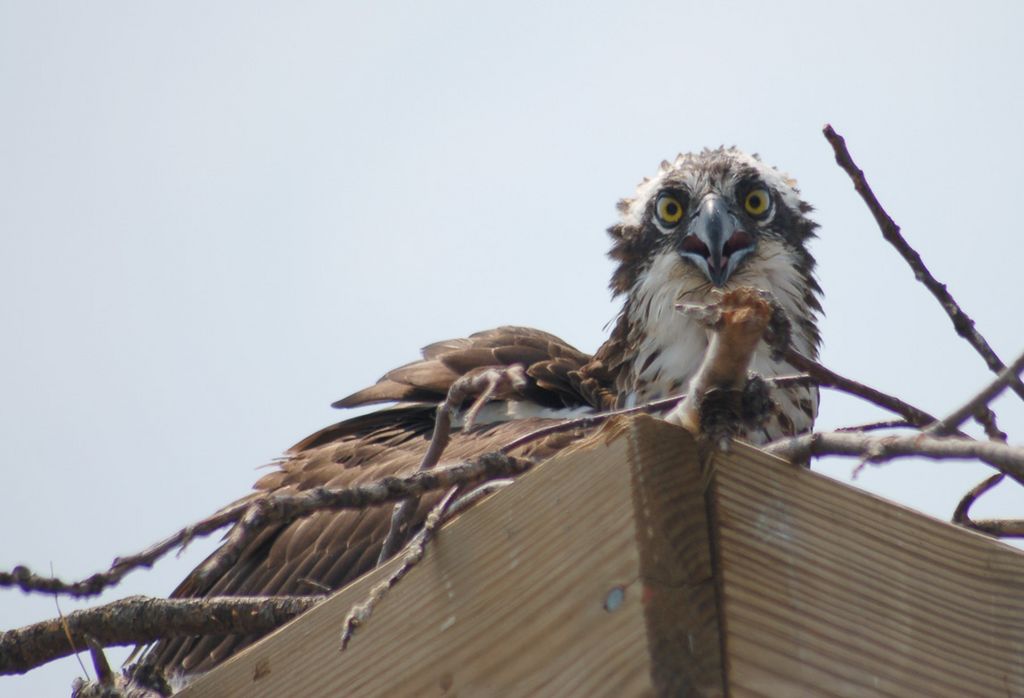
603 585 626 612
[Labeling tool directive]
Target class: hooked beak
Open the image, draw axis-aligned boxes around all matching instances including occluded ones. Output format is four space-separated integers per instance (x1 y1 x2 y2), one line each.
678 194 755 286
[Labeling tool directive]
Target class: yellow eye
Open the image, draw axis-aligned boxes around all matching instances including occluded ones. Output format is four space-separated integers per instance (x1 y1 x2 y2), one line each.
743 188 771 217
655 193 685 226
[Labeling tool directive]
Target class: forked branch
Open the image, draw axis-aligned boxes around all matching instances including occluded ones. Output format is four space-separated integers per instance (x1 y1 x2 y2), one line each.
823 124 1024 404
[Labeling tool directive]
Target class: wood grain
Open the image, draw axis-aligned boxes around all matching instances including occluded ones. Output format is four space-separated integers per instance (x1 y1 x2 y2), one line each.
628 416 723 696
714 441 1024 698
177 416 721 698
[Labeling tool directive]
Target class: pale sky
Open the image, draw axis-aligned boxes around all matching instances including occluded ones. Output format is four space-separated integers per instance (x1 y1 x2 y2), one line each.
2 2 1023 695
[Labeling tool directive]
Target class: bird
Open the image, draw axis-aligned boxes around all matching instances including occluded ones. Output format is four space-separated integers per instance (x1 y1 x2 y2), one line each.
138 147 822 688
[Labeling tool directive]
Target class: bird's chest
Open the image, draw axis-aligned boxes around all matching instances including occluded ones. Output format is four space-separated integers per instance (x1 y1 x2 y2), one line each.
626 326 817 444
625 317 707 406
620 274 818 445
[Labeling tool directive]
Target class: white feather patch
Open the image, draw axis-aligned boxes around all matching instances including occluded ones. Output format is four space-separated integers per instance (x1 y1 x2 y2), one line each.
451 402 594 428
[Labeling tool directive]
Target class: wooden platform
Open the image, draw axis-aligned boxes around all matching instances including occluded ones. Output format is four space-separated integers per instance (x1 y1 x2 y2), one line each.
178 416 1024 697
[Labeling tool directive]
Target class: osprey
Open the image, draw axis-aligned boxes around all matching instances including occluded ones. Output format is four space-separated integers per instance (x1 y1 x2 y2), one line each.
143 147 822 682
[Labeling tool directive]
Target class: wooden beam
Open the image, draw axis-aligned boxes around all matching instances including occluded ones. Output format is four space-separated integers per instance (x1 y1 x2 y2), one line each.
712 441 1024 697
178 416 723 697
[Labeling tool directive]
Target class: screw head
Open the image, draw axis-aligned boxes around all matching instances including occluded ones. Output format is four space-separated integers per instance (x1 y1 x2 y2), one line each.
603 586 626 612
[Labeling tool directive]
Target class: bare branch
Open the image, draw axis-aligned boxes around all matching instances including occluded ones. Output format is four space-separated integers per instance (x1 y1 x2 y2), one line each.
953 472 1004 525
765 431 1024 487
2 453 533 598
949 473 1024 538
0 595 323 675
925 349 1024 438
0 500 247 598
783 348 942 429
973 407 1007 443
962 519 1024 538
823 124 1024 404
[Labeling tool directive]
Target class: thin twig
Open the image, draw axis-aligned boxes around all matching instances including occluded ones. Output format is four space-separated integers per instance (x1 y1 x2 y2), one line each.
0 595 324 675
950 472 1024 538
1 453 533 598
925 349 1024 439
961 519 1024 538
972 407 1007 443
754 287 948 434
765 430 1024 487
497 395 683 454
783 348 942 429
83 637 114 688
52 563 89 681
341 489 459 650
68 638 126 698
377 367 526 564
0 501 247 598
341 478 514 650
769 374 818 390
835 420 915 433
953 472 1005 525
823 124 1024 404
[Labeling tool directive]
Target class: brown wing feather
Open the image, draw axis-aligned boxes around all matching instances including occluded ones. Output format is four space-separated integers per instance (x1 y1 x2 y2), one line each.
333 326 594 409
143 326 610 677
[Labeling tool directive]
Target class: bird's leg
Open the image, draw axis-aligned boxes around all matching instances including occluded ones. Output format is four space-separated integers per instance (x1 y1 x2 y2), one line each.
668 287 773 448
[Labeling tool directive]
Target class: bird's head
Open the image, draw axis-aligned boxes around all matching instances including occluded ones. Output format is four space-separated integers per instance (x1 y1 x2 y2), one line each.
607 148 819 298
